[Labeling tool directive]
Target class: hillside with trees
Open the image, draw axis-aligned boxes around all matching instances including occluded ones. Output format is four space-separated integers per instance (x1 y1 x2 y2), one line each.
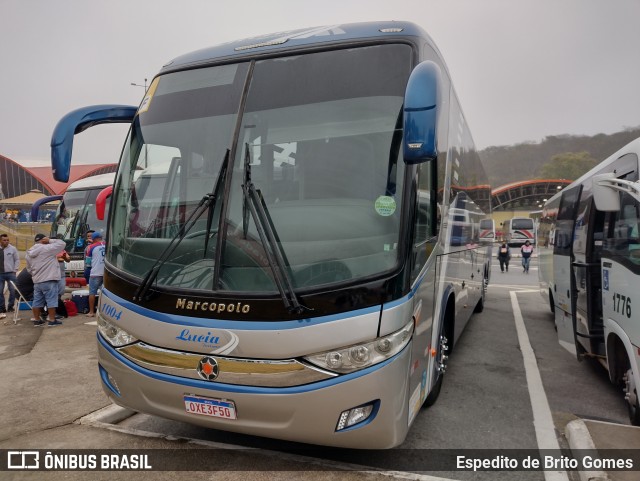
480 127 640 188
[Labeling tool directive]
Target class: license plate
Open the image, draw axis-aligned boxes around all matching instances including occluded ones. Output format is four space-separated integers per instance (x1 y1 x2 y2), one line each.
184 394 237 420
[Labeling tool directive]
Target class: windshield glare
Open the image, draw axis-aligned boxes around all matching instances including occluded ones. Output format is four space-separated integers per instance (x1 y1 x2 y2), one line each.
109 44 412 294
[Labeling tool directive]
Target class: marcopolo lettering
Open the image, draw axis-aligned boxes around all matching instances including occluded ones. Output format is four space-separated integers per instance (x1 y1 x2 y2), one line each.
176 298 250 314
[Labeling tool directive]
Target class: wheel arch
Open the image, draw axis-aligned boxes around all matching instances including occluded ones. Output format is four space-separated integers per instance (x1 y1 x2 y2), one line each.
439 286 456 354
604 322 638 387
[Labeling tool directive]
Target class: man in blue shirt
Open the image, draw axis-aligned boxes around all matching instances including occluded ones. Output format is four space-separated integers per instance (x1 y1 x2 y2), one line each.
87 232 106 317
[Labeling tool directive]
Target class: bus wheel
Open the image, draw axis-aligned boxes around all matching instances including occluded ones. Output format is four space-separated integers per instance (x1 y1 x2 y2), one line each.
623 367 640 426
424 326 450 407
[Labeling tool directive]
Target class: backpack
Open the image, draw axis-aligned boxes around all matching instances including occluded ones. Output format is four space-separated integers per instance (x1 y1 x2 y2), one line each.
64 299 78 317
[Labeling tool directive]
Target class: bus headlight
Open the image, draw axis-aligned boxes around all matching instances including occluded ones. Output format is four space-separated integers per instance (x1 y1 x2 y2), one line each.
97 314 138 347
304 320 414 374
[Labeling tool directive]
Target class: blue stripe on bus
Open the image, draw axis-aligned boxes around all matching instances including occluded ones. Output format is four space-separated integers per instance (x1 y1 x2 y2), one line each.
381 290 414 310
101 288 393 330
98 333 403 395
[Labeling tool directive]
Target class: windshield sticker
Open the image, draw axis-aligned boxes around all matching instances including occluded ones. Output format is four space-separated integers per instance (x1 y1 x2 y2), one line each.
375 196 396 216
137 78 159 115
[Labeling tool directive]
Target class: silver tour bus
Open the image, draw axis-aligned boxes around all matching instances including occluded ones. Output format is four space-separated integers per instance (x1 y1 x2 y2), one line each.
50 22 491 448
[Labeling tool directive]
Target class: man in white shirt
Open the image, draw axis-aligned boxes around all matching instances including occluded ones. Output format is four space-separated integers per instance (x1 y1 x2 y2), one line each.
26 234 66 326
0 234 21 317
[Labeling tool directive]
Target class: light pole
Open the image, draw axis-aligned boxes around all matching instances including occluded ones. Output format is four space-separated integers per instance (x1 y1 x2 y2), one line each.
131 78 149 166
131 78 148 91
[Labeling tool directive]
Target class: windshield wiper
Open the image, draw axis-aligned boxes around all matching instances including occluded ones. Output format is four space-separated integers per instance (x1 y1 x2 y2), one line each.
133 150 230 302
242 143 311 315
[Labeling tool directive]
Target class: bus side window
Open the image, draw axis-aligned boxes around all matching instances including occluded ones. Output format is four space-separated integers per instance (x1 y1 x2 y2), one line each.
608 194 640 263
411 163 435 281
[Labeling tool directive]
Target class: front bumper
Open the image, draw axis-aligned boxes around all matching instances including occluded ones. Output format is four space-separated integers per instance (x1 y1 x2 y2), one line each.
98 334 412 449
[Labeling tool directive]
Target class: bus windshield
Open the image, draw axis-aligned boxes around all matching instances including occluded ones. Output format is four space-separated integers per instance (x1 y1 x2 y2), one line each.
54 189 103 254
109 44 412 294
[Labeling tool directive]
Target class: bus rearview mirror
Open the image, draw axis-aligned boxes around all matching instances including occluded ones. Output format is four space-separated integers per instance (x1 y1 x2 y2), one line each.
403 61 441 164
51 105 137 182
592 173 620 212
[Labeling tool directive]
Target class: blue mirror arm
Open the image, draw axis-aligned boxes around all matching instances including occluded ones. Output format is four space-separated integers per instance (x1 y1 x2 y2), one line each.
51 105 137 182
31 195 63 221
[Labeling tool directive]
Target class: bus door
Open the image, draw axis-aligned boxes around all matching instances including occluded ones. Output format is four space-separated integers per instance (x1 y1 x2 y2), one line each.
600 155 639 356
553 185 582 355
571 195 606 357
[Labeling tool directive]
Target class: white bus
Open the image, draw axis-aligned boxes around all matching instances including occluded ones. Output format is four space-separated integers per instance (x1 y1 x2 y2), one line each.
503 216 535 246
32 172 115 277
49 21 492 448
540 137 640 424
479 218 496 244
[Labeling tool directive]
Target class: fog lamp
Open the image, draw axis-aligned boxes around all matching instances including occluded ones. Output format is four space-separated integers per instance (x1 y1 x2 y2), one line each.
99 365 121 397
335 402 376 431
107 373 121 395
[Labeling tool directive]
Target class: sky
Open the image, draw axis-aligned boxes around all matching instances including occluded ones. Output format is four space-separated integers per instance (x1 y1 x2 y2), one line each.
1 0 639 167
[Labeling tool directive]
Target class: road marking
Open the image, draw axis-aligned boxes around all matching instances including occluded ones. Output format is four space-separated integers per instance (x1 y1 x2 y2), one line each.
510 291 569 481
489 285 539 291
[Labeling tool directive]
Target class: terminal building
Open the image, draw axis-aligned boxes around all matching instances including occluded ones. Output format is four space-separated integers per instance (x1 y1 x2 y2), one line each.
0 153 117 199
491 179 571 233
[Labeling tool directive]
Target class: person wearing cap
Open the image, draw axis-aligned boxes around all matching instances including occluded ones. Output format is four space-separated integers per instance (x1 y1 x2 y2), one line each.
86 232 106 317
83 230 95 285
26 234 66 327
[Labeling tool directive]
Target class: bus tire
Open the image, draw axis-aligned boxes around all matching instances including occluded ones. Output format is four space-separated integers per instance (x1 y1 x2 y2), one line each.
548 289 555 314
424 298 454 407
611 336 640 426
624 364 640 426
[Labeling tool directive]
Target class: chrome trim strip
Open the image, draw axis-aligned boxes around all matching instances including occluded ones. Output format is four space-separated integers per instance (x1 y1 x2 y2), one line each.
117 343 336 387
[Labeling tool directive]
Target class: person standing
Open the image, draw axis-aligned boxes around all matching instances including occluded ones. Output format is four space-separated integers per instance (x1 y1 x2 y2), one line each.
26 234 66 327
87 232 106 317
497 242 511 273
83 230 95 286
0 234 21 317
56 250 71 318
521 240 534 273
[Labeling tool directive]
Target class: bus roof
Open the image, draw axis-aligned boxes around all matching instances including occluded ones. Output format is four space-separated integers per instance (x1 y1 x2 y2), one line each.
544 136 640 207
65 172 115 192
160 21 431 73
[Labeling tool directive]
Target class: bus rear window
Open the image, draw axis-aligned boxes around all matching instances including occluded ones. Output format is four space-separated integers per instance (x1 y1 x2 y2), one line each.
512 219 534 230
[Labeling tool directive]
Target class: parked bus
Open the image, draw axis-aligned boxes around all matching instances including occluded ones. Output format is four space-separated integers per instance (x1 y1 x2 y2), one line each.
503 216 535 246
32 173 115 277
479 218 496 244
539 137 640 425
49 21 492 448
537 197 561 312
